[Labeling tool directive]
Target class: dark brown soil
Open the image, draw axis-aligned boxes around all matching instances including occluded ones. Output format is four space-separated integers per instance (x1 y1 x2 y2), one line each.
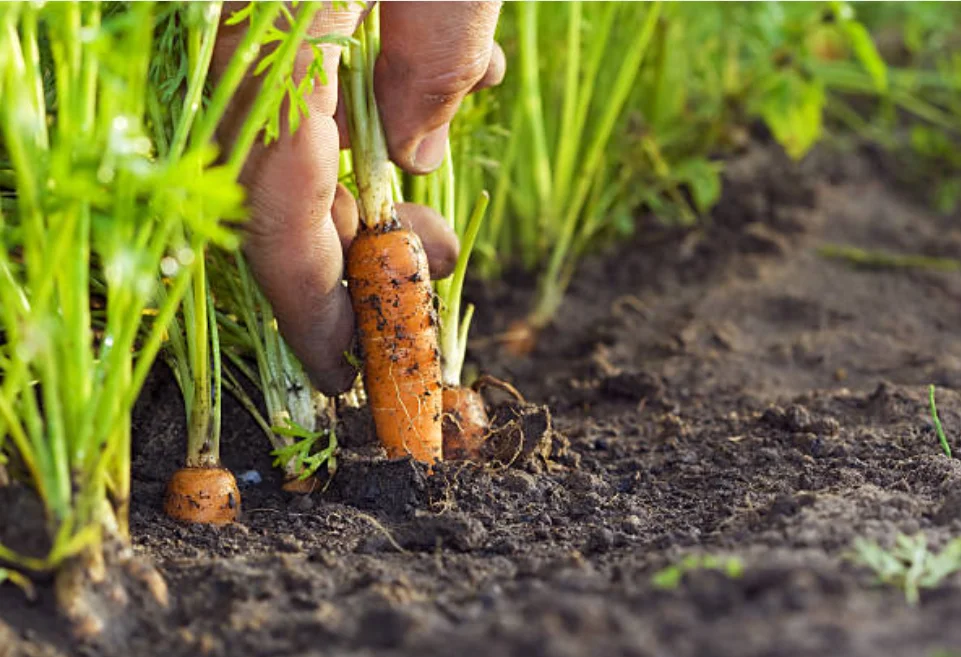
6 141 961 657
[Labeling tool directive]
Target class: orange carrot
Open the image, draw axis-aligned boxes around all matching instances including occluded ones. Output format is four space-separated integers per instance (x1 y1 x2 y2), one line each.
442 385 489 461
346 224 444 465
442 376 526 461
281 475 320 494
163 467 240 524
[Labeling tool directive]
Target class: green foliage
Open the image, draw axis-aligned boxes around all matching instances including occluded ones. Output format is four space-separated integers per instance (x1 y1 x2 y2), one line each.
475 1 663 327
851 533 961 606
212 247 335 482
0 1 243 570
651 554 744 590
224 3 339 142
0 0 328 582
401 144 490 387
270 420 337 482
466 0 934 328
0 566 36 600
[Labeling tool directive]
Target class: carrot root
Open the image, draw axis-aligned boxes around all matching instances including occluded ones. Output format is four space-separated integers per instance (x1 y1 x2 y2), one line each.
346 225 443 465
473 374 526 403
163 467 240 524
442 385 490 461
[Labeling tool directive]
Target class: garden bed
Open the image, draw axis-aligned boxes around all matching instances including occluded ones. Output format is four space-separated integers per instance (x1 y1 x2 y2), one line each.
5 141 961 657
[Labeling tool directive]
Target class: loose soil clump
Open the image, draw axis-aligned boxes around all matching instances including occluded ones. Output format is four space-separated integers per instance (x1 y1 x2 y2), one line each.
5 141 961 657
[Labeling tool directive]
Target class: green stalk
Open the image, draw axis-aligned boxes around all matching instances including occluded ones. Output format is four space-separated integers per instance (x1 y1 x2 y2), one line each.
929 385 953 459
439 192 490 386
554 3 617 217
184 251 213 467
518 1 552 214
531 1 662 328
169 2 221 159
551 1 582 214
341 6 394 228
483 100 523 275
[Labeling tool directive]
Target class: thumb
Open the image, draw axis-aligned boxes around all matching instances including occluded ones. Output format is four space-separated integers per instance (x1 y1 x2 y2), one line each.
375 1 505 175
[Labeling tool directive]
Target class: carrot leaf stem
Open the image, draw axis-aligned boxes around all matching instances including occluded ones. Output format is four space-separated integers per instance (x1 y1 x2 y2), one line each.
341 4 394 229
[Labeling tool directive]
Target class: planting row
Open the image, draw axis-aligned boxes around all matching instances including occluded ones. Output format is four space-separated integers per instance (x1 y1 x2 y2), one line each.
0 0 959 639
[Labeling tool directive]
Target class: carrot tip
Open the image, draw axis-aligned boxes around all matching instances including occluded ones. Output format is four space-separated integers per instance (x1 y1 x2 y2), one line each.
163 467 240 525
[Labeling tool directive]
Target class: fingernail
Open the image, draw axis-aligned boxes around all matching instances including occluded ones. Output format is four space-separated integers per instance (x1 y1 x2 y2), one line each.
411 123 449 173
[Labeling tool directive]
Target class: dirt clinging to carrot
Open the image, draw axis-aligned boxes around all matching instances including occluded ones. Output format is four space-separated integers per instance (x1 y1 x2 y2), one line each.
346 222 444 465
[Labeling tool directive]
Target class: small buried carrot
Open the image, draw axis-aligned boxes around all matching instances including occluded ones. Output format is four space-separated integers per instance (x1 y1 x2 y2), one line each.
442 375 525 461
164 466 240 524
346 222 443 464
442 385 489 460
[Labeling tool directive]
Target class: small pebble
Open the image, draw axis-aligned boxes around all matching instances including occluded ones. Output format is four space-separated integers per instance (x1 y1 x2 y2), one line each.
238 470 262 487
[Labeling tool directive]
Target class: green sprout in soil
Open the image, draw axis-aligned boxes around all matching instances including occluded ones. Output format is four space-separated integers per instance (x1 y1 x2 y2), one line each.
850 533 961 606
0 566 36 601
929 384 952 459
651 554 745 590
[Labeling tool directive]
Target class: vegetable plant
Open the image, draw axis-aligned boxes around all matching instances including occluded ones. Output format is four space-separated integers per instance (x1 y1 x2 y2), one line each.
929 384 952 459
340 5 444 466
651 553 745 590
484 1 664 354
851 533 961 606
152 1 327 523
0 0 325 632
0 0 242 634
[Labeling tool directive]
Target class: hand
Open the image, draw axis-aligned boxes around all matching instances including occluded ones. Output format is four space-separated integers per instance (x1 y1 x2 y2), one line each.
211 2 505 395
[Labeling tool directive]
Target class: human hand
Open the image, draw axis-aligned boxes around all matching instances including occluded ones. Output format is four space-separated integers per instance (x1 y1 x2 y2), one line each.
211 2 505 394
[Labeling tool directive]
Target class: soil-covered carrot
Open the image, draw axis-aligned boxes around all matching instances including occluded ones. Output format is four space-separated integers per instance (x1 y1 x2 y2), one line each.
163 466 240 524
347 223 443 464
442 376 525 461
442 385 489 460
341 9 443 465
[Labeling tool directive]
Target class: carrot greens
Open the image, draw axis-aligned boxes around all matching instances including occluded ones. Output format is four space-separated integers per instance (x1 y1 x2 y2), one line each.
0 0 325 624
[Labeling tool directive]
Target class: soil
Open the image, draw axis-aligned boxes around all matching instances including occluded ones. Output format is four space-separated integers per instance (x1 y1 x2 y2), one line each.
5 139 961 657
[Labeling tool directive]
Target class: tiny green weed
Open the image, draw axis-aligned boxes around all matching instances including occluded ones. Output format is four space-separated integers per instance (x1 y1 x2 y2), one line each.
651 553 744 590
269 419 338 484
930 384 953 458
851 533 961 606
0 566 36 601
